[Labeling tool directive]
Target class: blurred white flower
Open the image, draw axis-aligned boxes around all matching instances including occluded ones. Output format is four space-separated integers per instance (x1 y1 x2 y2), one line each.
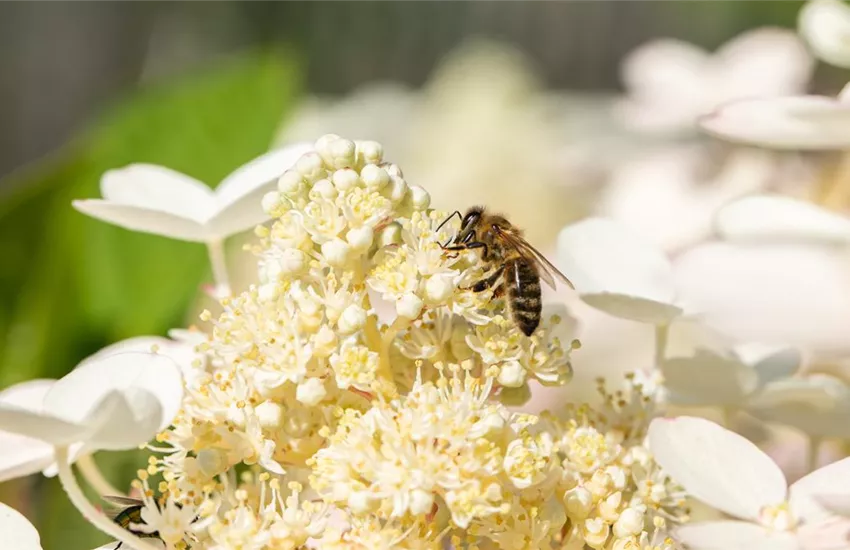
73 144 311 243
799 0 850 68
0 502 41 550
748 374 850 439
717 194 850 244
557 217 683 324
650 416 850 550
279 42 577 245
662 344 801 409
620 28 812 135
600 145 776 252
674 241 850 355
0 352 182 453
701 84 850 149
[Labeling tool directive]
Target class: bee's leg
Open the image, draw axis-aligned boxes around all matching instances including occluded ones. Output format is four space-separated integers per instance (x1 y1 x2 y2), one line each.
114 543 123 550
492 282 505 299
444 241 489 258
470 266 504 292
436 211 462 234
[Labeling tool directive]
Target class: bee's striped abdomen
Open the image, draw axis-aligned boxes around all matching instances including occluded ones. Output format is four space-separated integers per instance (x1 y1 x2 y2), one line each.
506 258 542 336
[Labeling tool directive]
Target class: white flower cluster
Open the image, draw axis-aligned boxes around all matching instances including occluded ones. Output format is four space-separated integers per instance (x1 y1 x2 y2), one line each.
109 134 679 549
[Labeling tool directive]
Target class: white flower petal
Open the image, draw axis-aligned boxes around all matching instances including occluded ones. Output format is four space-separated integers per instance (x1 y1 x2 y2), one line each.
797 517 850 550
716 28 813 101
205 185 278 239
44 352 183 451
791 457 850 524
674 243 850 354
661 349 758 407
747 376 850 439
648 416 787 520
812 494 850 517
701 96 850 150
0 502 41 550
557 218 681 323
215 143 313 207
717 195 850 244
100 164 213 221
747 347 801 387
799 0 850 69
72 201 211 242
0 380 58 482
0 406 94 446
675 520 798 550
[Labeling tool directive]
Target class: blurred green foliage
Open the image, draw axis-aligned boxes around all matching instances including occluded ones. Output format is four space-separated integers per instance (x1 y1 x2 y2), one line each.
0 50 303 548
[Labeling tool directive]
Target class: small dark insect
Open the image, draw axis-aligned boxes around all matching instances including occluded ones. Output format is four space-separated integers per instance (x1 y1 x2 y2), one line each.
102 496 160 550
438 206 574 336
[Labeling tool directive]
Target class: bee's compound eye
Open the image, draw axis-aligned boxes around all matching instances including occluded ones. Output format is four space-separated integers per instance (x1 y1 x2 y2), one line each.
461 211 479 229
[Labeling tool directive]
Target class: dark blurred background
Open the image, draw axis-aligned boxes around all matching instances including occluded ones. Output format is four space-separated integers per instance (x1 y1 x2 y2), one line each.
0 1 808 181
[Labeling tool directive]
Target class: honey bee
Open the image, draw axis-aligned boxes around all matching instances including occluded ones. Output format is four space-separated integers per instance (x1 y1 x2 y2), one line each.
439 206 574 336
103 496 160 549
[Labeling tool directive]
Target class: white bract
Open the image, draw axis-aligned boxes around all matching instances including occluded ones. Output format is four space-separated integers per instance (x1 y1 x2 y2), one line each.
0 502 42 550
799 0 850 68
72 143 312 242
0 379 59 482
748 374 850 439
662 344 801 409
717 194 850 245
700 85 850 149
557 217 683 324
650 416 850 550
599 146 775 252
619 28 812 134
0 352 183 453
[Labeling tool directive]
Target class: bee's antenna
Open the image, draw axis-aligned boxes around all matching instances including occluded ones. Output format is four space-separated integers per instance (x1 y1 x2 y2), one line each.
436 211 462 234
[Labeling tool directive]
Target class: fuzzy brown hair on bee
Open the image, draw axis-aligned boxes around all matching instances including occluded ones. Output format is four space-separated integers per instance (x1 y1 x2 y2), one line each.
438 206 574 336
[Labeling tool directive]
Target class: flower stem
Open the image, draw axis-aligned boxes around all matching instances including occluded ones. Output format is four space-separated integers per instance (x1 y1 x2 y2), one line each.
77 453 124 498
654 324 669 370
206 239 232 297
55 446 160 550
807 437 822 474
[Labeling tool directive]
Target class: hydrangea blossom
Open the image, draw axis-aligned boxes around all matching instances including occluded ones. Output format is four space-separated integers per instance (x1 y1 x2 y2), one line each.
0 134 695 550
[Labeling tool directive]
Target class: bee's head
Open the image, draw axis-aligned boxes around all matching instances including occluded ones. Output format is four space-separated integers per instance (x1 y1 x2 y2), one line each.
453 207 483 245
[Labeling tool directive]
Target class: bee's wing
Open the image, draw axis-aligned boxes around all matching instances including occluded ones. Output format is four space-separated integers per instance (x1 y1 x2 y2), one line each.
493 226 575 291
102 496 144 507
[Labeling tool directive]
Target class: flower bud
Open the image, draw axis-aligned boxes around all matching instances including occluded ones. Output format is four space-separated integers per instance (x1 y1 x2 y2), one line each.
312 326 338 358
278 169 304 195
296 378 327 407
321 238 350 267
613 507 643 539
384 163 403 178
332 168 360 191
424 274 455 303
599 491 622 522
348 491 372 515
339 304 367 334
315 133 340 165
310 178 337 199
407 184 431 210
257 283 279 302
346 225 374 251
409 489 434 516
360 164 390 190
582 518 610 549
357 140 383 165
378 222 403 247
385 175 408 204
497 360 526 388
329 138 356 169
279 248 307 276
261 191 282 214
564 487 593 519
197 449 226 478
396 293 424 319
295 152 326 183
255 401 284 429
